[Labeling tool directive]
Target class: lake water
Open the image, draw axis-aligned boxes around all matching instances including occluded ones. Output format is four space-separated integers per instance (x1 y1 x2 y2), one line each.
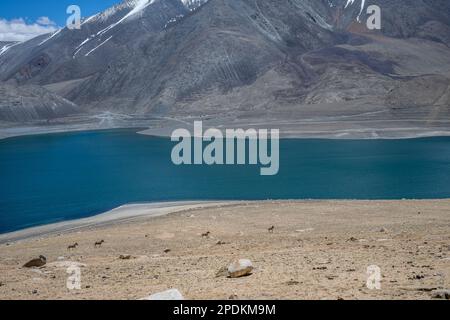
1 129 450 233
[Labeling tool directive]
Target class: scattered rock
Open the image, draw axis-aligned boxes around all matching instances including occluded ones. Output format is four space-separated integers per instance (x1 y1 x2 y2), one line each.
163 249 171 254
216 266 228 278
347 237 358 242
141 289 184 300
285 280 300 286
47 261 86 268
23 255 47 268
431 289 450 300
408 286 438 292
227 259 254 278
379 227 388 233
0 282 4 287
216 241 227 245
32 289 38 294
313 266 327 270
431 289 450 299
119 254 132 260
228 294 239 300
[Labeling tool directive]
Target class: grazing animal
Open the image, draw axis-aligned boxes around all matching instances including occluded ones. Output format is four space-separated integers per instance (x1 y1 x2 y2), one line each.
94 240 105 247
67 243 79 250
201 231 211 238
164 249 171 254
268 226 275 233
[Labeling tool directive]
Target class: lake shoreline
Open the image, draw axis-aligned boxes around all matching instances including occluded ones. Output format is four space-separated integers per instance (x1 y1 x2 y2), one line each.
2 121 450 141
2 130 450 235
0 201 240 244
2 198 449 244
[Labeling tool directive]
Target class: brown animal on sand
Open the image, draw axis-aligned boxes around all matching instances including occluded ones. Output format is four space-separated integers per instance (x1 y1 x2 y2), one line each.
94 240 105 247
201 231 211 238
268 226 275 233
67 243 79 250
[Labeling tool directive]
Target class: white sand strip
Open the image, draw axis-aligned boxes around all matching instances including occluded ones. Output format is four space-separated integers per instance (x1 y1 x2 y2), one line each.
0 201 240 244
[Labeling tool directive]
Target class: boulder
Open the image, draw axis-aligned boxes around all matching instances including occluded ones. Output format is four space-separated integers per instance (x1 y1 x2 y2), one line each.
227 259 253 278
431 289 450 299
23 255 46 268
141 289 184 300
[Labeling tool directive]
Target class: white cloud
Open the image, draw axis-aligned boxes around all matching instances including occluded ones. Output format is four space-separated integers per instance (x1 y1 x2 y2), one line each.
36 16 56 26
0 18 58 42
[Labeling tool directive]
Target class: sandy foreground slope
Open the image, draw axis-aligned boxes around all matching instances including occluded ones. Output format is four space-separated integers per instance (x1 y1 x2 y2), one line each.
0 200 449 300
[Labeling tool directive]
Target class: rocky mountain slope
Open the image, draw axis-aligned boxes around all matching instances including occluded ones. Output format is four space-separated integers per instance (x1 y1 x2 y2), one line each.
0 0 449 137
0 83 79 122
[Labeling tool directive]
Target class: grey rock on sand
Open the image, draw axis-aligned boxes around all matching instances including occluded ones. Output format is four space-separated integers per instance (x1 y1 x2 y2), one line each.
228 259 254 278
431 289 450 300
141 289 184 301
23 255 46 268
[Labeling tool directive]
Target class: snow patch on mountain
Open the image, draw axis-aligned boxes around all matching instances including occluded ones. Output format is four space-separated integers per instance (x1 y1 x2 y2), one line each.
181 0 209 11
38 28 62 46
345 0 366 22
0 42 19 57
85 36 113 56
73 0 155 58
97 0 155 36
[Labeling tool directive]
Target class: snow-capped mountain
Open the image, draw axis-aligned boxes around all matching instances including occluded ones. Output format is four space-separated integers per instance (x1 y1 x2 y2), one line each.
0 0 449 127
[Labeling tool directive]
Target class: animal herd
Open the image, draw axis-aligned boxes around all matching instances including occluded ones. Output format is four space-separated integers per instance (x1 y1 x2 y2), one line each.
64 226 276 251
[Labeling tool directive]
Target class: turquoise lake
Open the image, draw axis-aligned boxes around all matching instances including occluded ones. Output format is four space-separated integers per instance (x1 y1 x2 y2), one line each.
1 129 450 233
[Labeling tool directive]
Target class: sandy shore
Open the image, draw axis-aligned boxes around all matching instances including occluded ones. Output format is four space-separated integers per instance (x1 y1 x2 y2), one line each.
0 200 449 300
2 115 450 140
0 201 235 244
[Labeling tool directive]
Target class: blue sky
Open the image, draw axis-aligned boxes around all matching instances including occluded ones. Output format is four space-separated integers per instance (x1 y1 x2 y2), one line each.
0 0 121 41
